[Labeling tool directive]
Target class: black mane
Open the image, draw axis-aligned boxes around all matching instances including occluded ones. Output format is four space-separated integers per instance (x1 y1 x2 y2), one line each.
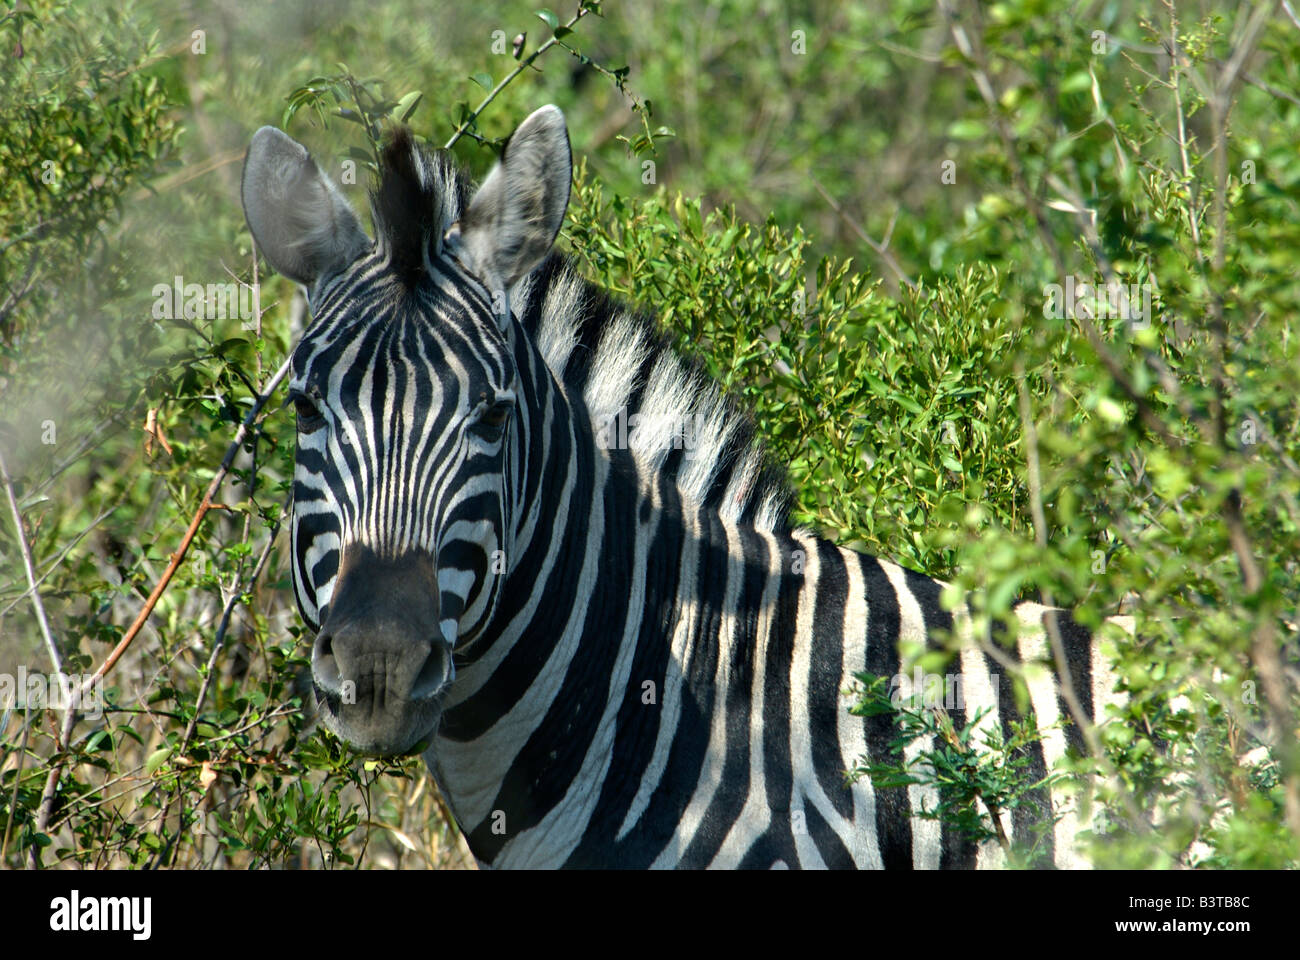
370 127 469 288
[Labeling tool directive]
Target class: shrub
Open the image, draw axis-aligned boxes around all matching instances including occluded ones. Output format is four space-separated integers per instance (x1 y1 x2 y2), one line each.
2 0 1296 869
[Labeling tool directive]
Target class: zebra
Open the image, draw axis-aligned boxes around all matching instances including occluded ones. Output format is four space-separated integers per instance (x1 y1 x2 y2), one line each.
240 104 1135 869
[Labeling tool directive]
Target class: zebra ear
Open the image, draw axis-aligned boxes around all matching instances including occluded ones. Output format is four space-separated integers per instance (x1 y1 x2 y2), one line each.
450 105 571 326
241 126 370 287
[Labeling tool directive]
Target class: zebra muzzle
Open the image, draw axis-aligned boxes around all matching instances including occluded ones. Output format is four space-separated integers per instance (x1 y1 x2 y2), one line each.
310 544 450 755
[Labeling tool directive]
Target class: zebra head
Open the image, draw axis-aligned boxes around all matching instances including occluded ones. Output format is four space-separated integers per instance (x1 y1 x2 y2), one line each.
241 107 572 754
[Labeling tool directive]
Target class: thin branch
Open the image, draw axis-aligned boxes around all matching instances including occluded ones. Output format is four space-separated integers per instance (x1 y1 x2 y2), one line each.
73 354 291 698
0 247 40 334
1014 368 1148 835
0 451 77 850
180 501 284 754
28 412 131 501
811 177 916 291
0 450 70 707
940 0 1158 833
0 718 31 865
129 148 244 202
444 4 593 150
151 493 286 868
0 504 119 620
1239 67 1300 109
1203 0 1300 840
1015 372 1097 758
1169 9 1202 256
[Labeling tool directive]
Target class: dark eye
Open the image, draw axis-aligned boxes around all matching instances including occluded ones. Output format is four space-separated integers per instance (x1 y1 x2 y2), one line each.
292 393 325 432
474 400 512 437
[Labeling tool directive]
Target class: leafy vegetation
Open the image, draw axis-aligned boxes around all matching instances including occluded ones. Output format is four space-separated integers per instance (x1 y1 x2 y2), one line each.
1 0 1297 868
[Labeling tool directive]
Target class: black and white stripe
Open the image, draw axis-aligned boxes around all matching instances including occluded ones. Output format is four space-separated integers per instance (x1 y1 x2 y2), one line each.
244 108 1133 869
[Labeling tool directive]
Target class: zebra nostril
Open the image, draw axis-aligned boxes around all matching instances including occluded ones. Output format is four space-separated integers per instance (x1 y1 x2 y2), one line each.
410 643 450 700
312 631 340 693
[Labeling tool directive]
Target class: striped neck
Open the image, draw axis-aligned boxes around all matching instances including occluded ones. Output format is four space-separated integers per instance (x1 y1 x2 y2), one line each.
421 289 829 867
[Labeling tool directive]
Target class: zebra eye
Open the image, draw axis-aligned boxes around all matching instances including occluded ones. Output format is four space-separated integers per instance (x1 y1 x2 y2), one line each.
292 394 325 432
474 400 513 436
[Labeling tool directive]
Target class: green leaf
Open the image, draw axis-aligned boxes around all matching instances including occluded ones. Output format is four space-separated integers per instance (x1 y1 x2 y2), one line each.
893 393 923 416
145 747 172 777
1095 396 1125 424
536 8 558 30
394 90 423 122
470 72 494 93
1060 70 1092 93
947 119 988 141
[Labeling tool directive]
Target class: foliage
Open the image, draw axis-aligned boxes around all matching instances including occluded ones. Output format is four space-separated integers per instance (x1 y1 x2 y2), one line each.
1 0 1297 870
847 671 1066 867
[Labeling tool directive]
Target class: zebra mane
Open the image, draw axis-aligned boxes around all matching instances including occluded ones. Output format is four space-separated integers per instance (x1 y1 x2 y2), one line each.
370 128 794 531
370 128 468 287
512 257 794 531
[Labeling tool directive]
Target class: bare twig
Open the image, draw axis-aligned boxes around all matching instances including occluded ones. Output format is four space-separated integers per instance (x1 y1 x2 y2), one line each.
0 449 71 708
811 177 916 291
0 448 78 868
130 148 244 202
75 354 291 695
28 412 131 501
444 4 593 150
0 504 119 620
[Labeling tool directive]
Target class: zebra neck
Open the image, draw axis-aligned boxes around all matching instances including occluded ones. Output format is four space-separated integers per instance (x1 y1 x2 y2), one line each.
421 326 1131 868
429 398 867 865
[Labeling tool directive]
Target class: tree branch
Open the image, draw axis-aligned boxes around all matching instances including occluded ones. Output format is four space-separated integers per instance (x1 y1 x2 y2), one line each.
444 4 593 150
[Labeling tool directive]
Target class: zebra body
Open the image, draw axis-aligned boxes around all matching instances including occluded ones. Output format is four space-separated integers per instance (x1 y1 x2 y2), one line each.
240 106 1129 869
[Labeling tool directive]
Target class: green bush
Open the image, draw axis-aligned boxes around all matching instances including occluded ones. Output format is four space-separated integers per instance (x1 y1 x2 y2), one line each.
1 0 1296 869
